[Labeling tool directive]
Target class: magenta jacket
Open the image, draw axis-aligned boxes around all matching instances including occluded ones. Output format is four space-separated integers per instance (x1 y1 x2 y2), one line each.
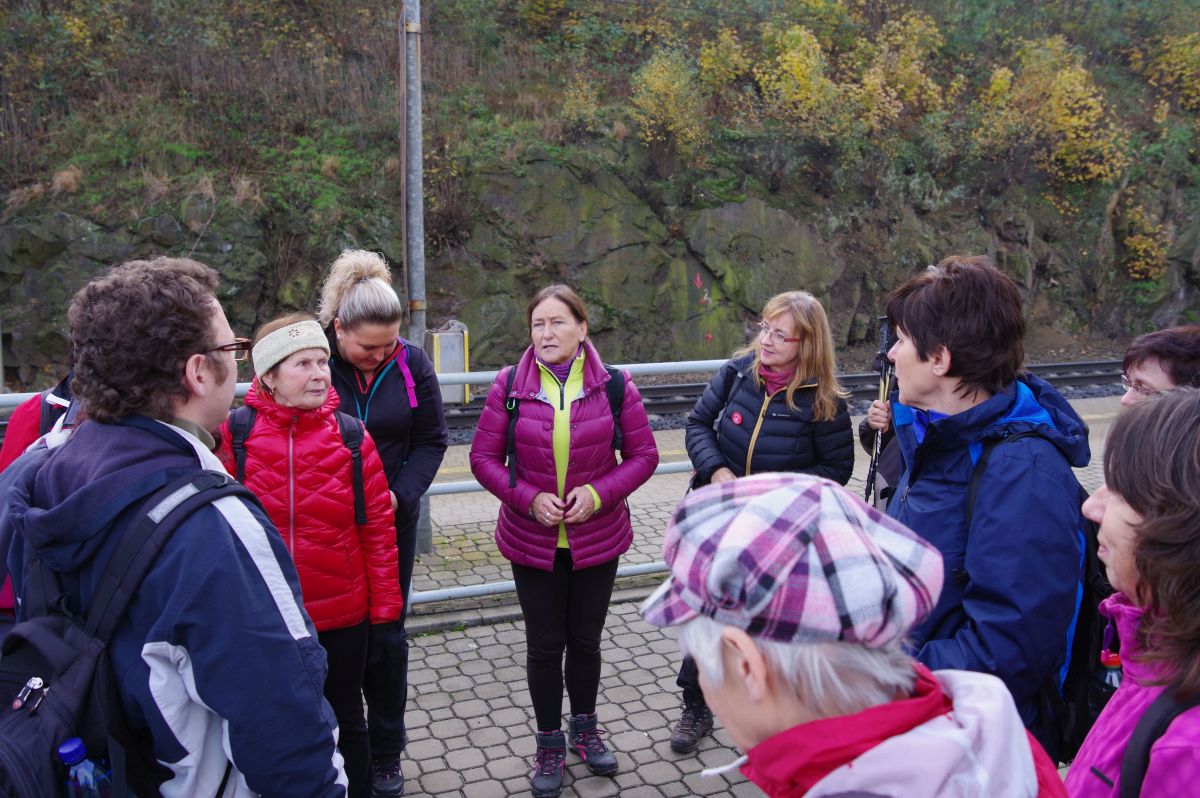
1065 593 1200 797
469 341 658 571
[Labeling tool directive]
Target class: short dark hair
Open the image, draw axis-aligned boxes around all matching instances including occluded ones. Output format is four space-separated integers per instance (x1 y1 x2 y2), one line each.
68 257 222 423
1123 326 1200 388
886 255 1025 396
526 284 589 329
1104 388 1200 698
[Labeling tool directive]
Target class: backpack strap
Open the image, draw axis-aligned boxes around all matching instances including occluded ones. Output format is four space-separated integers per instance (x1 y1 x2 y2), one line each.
504 366 520 489
84 471 257 641
603 366 625 452
334 411 367 526
1119 684 1200 798
227 405 256 484
964 431 1040 530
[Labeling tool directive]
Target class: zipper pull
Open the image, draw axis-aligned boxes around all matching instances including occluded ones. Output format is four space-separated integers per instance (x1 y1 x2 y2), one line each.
12 676 43 711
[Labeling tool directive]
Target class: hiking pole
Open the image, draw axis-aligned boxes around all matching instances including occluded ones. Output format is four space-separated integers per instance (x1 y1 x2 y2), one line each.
863 317 895 503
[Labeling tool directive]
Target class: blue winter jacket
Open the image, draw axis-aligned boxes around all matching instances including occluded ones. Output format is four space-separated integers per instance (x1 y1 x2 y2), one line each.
2 417 347 797
887 374 1091 727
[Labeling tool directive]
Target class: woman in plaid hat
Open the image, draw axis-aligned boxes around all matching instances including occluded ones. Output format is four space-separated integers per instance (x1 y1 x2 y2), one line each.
642 474 1066 797
670 291 854 753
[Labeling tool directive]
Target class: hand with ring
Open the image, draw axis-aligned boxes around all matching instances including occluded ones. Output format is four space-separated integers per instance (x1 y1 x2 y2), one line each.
530 492 565 527
563 485 598 525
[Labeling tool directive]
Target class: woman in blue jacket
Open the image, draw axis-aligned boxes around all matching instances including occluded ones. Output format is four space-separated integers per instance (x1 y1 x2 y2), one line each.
669 290 853 754
883 255 1091 761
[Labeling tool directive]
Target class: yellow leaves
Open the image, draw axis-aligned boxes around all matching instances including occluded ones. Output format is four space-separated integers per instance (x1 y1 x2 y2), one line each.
562 73 603 134
698 29 749 95
973 37 1127 185
518 0 567 35
1121 204 1170 282
1146 34 1200 112
754 25 843 140
630 49 710 161
62 15 92 49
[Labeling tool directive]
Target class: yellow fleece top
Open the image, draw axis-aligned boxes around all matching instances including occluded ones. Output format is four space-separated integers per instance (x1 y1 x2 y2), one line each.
537 351 602 548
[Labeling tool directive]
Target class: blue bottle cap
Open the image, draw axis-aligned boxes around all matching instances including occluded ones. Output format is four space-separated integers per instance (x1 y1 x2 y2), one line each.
57 737 87 766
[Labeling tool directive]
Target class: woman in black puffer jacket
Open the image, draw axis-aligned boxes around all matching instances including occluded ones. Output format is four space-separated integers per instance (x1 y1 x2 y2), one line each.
667 290 854 755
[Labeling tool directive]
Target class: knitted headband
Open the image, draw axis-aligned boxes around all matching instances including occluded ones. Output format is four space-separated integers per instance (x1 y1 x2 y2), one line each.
252 320 330 377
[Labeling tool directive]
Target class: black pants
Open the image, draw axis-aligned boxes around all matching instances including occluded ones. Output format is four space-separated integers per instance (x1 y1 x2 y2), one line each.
512 549 619 731
364 506 417 758
319 621 371 798
676 656 708 707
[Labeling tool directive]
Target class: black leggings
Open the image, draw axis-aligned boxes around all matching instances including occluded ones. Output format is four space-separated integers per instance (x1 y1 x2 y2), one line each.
512 549 619 731
319 621 371 798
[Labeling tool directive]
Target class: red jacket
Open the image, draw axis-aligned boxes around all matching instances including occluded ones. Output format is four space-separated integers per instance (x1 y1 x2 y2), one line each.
469 341 658 571
216 382 402 631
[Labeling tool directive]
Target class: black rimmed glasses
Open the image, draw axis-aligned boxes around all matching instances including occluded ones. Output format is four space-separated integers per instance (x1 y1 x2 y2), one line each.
756 320 800 345
205 338 252 362
1120 373 1155 397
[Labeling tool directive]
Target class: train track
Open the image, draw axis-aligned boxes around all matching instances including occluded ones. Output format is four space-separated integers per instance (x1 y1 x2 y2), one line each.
443 360 1123 428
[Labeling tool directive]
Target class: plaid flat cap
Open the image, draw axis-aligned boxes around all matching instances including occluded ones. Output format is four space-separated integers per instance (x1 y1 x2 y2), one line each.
641 473 943 648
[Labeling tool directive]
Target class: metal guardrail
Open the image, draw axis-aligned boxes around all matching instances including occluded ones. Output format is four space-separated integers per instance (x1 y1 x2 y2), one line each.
0 357 1122 608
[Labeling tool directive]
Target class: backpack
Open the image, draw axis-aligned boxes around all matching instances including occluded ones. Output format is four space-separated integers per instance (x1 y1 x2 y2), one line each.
0 469 254 797
1119 682 1200 798
503 365 626 488
966 432 1115 762
227 405 368 526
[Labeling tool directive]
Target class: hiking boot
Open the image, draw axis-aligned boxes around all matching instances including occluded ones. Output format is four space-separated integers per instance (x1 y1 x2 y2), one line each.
372 756 405 797
567 712 618 776
531 730 566 797
669 700 714 753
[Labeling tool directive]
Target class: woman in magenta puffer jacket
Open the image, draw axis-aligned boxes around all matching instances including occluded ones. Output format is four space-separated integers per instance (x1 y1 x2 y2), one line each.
217 313 402 798
470 285 658 798
1065 389 1200 798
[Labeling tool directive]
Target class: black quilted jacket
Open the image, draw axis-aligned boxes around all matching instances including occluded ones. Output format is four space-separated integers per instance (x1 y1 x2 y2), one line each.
685 354 854 486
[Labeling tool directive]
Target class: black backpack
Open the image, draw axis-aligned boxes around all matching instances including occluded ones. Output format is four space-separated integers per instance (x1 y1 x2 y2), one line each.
227 405 368 526
0 469 254 797
966 432 1115 762
503 365 626 488
1119 682 1200 797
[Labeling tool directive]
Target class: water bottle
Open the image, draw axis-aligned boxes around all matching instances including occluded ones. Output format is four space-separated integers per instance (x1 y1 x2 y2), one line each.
57 738 113 798
1100 649 1122 690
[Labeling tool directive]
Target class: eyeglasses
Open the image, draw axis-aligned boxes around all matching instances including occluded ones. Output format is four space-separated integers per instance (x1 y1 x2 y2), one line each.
205 338 252 362
756 321 799 345
1120 373 1155 397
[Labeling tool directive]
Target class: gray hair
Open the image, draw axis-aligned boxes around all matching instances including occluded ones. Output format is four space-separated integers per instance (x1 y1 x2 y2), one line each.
317 249 403 329
676 616 917 718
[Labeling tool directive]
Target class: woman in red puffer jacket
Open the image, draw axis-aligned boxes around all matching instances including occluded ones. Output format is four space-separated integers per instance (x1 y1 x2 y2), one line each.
217 313 401 798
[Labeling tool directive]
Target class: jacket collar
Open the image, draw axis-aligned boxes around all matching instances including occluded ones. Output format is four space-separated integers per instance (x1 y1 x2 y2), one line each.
244 379 340 428
509 339 610 397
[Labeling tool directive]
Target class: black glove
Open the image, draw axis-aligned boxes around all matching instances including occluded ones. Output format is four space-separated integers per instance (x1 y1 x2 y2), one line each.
368 621 405 664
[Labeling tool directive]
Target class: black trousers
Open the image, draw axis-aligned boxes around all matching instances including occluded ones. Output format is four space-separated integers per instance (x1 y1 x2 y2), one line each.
676 656 708 707
364 506 417 758
319 621 371 798
512 549 619 731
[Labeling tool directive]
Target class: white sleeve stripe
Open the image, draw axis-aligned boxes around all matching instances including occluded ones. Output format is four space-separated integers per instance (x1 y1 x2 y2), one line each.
211 495 311 641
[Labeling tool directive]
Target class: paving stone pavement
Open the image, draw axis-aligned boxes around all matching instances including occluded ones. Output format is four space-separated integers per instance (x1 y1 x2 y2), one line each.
395 396 1120 797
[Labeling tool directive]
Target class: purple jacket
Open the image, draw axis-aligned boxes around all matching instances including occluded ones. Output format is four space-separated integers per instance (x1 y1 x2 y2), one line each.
1065 593 1200 797
469 341 658 571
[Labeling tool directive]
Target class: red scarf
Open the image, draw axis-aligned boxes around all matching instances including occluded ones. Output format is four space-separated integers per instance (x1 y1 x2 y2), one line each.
742 664 952 796
759 365 792 396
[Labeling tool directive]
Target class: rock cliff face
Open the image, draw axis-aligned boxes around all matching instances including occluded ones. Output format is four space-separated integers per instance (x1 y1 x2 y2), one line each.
2 151 1197 388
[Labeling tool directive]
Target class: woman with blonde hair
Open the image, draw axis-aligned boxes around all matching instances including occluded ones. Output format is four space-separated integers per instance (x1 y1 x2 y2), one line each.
317 250 448 796
668 290 854 754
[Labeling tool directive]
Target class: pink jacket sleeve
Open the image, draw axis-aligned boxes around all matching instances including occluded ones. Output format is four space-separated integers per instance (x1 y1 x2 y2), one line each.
469 369 541 516
586 374 658 508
